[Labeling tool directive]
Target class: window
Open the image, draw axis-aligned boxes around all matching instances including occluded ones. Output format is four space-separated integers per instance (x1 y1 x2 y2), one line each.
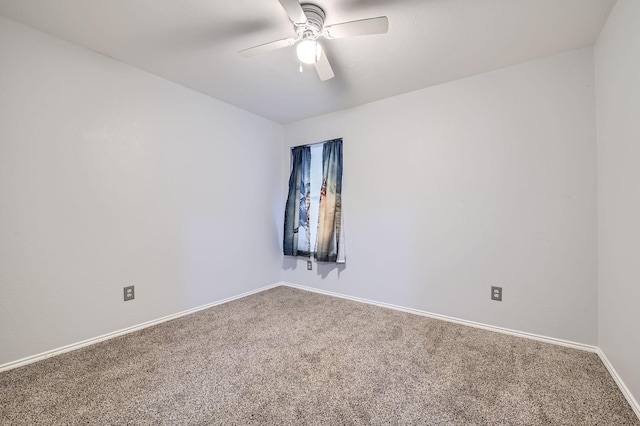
308 143 323 253
283 139 344 263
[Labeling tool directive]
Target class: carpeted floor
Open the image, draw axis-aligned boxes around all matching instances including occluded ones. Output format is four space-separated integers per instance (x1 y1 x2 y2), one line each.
1 286 638 425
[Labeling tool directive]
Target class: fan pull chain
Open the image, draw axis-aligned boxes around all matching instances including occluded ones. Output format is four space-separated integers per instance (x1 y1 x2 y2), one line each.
299 62 303 73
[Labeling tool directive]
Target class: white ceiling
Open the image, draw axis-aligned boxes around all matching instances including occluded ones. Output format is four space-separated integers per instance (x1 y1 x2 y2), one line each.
0 0 616 124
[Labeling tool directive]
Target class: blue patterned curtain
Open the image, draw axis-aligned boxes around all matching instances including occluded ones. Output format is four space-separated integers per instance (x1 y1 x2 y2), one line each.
315 139 345 263
283 146 311 257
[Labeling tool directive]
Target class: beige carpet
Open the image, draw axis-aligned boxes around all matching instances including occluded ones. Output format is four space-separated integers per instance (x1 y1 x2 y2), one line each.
1 286 638 425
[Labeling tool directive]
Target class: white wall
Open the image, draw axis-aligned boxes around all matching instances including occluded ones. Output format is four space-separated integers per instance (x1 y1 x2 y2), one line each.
0 17 283 365
283 48 598 345
0 8 612 374
595 0 640 405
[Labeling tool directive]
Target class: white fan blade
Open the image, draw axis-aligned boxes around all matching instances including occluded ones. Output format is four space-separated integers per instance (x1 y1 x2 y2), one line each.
239 38 296 58
315 49 335 81
277 0 307 24
324 16 388 39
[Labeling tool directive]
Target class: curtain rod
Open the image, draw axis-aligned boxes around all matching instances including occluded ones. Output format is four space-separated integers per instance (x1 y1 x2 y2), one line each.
290 137 343 150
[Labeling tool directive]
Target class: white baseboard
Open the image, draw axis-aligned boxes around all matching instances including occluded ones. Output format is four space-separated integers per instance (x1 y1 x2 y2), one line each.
2 280 638 422
597 349 640 420
281 282 597 353
0 282 281 373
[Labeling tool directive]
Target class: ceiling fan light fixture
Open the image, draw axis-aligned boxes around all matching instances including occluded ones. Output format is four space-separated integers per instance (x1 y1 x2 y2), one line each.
296 39 321 64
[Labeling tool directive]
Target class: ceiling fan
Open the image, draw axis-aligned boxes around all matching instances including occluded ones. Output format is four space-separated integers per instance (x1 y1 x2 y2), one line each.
239 0 389 81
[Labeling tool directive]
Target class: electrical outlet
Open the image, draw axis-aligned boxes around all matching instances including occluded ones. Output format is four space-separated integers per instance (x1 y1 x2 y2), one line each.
124 285 135 301
307 260 313 271
491 286 502 301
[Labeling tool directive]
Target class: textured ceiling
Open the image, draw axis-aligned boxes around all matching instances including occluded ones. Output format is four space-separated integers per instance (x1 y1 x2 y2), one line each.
0 0 616 124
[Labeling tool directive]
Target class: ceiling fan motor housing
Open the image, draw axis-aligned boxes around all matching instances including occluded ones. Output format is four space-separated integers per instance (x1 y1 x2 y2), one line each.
298 4 325 38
